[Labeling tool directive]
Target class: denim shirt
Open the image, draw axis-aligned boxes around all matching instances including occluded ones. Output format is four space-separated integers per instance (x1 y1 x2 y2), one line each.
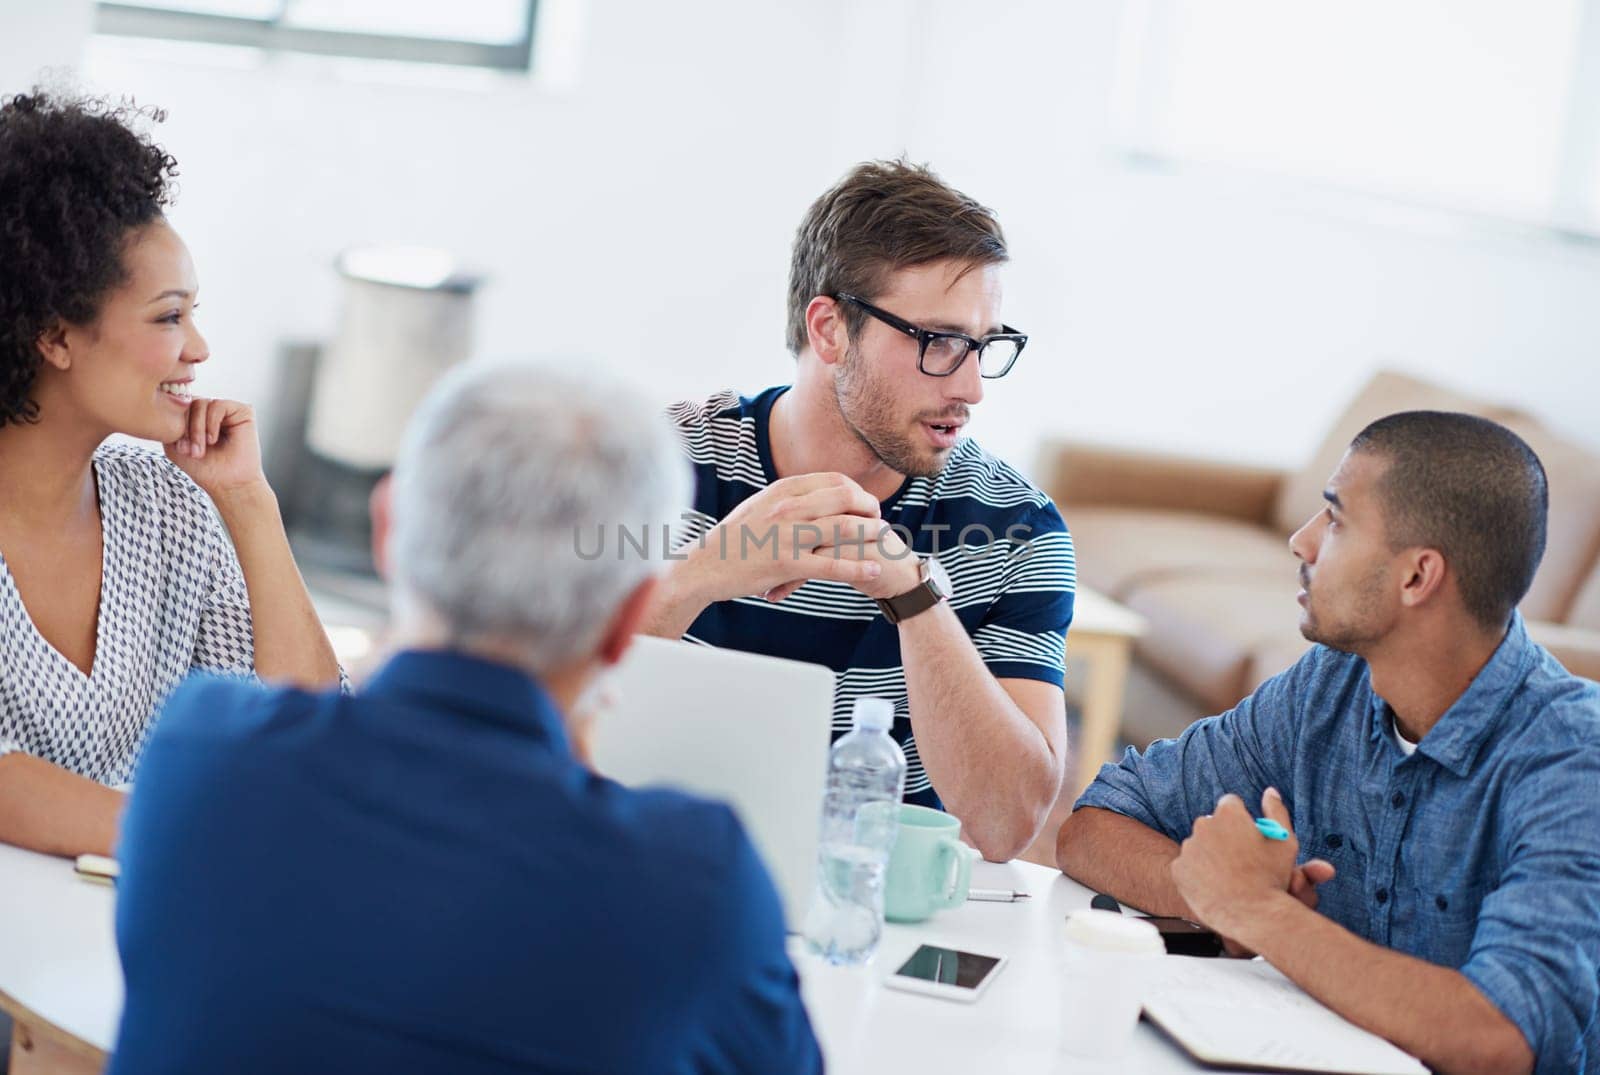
1077 614 1600 1073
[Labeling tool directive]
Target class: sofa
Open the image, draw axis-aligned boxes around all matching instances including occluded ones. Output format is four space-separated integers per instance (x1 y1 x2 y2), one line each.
1040 370 1600 747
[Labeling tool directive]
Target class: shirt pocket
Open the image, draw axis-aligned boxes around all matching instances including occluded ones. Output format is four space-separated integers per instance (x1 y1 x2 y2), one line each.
1305 828 1366 873
1407 880 1491 968
1303 830 1368 927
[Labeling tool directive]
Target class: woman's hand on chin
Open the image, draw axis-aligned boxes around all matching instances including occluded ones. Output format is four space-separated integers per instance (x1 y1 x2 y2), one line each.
163 397 271 501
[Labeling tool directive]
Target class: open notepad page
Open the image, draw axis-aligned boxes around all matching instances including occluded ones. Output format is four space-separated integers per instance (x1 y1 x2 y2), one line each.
1142 956 1428 1075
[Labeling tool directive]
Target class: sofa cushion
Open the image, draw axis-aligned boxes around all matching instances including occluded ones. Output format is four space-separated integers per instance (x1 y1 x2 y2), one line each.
1570 564 1600 633
1272 370 1516 537
1121 572 1304 714
1246 633 1318 696
1526 621 1600 684
1067 506 1298 603
1491 415 1600 623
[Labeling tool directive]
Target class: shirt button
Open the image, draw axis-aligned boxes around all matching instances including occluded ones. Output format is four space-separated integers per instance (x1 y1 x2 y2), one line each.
1325 833 1343 849
1436 895 1449 911
1391 791 1405 808
1375 888 1389 904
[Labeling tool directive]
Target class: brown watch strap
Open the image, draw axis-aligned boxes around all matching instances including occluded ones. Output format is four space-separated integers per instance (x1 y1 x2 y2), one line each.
876 576 945 625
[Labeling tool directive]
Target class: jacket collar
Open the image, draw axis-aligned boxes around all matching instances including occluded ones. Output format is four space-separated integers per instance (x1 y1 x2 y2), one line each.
363 648 573 759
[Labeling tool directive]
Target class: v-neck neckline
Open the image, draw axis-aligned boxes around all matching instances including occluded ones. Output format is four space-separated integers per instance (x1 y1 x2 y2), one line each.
0 453 114 684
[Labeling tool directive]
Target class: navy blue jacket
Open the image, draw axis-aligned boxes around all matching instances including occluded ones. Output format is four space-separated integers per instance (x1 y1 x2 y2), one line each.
111 650 822 1075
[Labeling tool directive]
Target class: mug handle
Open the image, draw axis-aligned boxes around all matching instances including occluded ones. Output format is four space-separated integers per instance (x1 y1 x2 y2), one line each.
935 838 975 909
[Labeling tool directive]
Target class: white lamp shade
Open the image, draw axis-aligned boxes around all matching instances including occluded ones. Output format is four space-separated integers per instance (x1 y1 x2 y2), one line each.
306 266 476 469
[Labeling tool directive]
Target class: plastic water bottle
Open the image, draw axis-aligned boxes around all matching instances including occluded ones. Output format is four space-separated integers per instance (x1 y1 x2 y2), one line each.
803 698 907 966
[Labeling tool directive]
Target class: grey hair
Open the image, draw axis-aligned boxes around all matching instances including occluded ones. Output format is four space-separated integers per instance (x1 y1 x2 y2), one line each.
388 360 690 674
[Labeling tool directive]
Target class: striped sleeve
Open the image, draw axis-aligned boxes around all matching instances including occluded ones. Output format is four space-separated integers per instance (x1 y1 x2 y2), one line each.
666 392 766 490
972 502 1075 687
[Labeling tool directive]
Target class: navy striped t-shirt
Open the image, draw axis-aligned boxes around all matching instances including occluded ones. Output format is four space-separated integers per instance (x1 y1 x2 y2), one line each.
668 386 1076 809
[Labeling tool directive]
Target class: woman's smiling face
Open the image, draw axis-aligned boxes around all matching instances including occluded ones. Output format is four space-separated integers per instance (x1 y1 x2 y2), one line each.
35 219 208 444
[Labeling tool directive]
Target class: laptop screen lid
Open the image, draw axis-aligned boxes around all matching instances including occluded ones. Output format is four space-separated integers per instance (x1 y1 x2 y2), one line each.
588 636 835 931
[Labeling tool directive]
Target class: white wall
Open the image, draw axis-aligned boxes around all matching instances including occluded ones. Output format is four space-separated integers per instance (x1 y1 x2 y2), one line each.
899 1 1600 469
4 0 1597 478
70 0 864 423
0 0 91 90
0 0 92 100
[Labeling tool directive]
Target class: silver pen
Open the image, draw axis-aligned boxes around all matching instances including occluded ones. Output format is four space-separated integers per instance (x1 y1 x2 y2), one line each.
967 888 1031 903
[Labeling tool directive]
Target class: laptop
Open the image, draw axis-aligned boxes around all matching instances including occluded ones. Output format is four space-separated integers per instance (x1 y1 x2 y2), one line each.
588 636 836 931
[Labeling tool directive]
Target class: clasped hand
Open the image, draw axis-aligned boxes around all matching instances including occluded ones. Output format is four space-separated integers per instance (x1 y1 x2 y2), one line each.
692 473 922 603
1169 788 1336 954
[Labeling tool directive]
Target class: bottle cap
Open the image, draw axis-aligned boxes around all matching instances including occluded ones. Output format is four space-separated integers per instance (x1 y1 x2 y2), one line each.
851 697 895 732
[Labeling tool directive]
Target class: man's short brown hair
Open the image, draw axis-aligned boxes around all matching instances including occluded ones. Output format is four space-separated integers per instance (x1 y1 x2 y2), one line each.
786 159 1008 356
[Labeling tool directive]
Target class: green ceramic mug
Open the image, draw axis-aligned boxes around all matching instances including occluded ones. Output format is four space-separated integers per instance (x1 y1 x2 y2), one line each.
883 804 977 923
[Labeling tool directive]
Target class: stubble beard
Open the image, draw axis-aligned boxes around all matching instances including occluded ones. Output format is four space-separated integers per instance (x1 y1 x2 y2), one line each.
834 344 947 479
1298 562 1391 654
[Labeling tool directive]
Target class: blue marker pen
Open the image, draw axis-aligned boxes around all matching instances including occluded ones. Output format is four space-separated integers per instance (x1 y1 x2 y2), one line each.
1255 818 1290 841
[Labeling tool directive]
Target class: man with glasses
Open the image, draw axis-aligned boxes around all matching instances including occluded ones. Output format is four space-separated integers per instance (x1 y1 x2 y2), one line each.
646 160 1073 861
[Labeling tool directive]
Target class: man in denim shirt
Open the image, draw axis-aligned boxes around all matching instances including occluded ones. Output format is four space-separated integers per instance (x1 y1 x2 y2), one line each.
1059 412 1600 1074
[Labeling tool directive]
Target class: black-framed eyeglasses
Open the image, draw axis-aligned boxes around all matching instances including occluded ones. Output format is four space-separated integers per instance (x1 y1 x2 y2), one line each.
836 292 1028 379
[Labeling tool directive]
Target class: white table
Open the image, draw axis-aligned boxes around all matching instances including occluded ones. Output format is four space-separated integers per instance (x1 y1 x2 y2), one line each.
0 845 1248 1074
0 845 119 1074
792 857 1257 1074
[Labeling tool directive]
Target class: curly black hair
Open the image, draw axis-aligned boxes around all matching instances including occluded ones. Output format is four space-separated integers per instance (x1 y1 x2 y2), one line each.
0 91 179 427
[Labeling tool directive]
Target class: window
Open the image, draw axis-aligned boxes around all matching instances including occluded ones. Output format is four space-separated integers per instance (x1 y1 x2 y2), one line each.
1114 0 1600 236
95 1 539 72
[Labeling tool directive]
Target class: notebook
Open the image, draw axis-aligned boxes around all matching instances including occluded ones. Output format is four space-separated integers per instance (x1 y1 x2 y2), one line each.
1142 957 1429 1074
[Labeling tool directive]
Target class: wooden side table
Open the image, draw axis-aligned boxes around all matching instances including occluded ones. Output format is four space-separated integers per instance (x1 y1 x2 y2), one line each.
1 993 105 1075
1065 588 1147 799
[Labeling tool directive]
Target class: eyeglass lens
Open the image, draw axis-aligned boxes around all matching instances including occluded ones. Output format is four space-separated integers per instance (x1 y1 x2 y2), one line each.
921 335 1021 377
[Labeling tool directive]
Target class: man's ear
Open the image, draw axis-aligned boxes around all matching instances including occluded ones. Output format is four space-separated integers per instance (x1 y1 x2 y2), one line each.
595 576 660 667
1399 547 1448 609
36 320 72 372
368 474 394 580
804 295 849 367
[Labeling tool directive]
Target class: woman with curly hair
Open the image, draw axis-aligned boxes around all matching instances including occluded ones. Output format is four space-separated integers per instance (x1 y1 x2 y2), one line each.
0 91 341 857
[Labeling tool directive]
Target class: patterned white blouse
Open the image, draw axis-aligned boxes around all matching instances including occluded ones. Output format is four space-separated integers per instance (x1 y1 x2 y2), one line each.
0 443 255 785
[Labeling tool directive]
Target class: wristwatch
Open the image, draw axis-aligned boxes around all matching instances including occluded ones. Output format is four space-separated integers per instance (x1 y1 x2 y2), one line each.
875 556 952 625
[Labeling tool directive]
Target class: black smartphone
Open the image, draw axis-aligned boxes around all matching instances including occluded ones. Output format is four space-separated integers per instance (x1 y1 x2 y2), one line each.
884 944 1007 1002
1136 915 1225 957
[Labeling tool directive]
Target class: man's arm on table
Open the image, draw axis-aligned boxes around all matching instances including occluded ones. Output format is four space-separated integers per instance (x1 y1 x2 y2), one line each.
1211 735 1600 1075
1234 896 1531 1074
644 504 1065 858
1058 806 1334 922
1056 806 1191 915
1176 792 1537 1075
640 471 1068 858
895 600 1065 861
0 752 122 857
1057 659 1331 914
827 507 1072 861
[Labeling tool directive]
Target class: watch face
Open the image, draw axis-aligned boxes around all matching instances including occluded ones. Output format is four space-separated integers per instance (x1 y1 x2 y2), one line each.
926 556 953 598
